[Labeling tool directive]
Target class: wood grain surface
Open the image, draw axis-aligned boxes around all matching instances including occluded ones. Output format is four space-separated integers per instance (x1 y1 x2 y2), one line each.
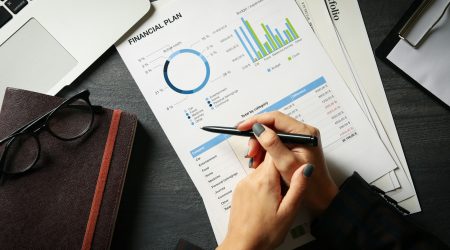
58 0 450 249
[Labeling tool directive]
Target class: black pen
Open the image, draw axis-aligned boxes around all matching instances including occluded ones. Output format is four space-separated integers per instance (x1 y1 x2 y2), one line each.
201 126 318 146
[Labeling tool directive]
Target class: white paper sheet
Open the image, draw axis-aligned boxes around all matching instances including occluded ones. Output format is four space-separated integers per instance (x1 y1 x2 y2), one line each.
117 0 399 247
297 0 419 208
296 0 408 196
158 0 410 201
328 0 420 210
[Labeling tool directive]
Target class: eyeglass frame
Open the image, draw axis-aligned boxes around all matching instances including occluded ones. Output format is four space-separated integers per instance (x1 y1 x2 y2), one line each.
0 89 103 180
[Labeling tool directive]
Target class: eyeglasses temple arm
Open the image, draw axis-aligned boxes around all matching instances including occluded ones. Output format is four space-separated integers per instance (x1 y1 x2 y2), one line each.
0 105 103 144
0 108 55 144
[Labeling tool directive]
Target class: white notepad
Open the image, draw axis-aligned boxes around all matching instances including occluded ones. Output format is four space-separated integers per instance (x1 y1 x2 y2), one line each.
388 0 450 107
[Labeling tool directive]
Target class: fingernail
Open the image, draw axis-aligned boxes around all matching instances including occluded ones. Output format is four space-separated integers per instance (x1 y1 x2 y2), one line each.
252 123 265 137
303 164 315 177
248 158 253 168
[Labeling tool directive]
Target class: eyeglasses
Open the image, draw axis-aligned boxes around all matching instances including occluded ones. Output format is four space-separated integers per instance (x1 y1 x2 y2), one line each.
0 90 102 184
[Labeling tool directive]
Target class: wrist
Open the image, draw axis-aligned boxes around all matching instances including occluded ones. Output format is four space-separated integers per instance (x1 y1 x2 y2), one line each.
218 234 270 250
217 235 247 250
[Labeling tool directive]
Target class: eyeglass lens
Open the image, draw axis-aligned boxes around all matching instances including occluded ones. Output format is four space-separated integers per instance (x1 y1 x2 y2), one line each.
3 133 39 174
47 98 93 140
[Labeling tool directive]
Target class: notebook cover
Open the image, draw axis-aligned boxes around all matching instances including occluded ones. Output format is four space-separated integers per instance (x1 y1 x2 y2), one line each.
0 88 137 249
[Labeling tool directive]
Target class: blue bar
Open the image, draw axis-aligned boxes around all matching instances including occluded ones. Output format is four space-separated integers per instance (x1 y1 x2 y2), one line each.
267 25 282 48
264 43 271 54
240 26 259 60
265 34 277 51
286 23 298 39
190 76 327 157
276 28 286 45
242 17 267 56
235 29 255 62
284 30 292 42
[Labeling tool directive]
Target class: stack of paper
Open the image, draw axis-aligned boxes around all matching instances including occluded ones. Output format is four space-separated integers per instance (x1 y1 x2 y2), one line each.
295 0 420 213
115 0 420 248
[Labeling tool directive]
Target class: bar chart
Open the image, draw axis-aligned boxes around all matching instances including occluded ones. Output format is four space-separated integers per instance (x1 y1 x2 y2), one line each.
234 17 300 62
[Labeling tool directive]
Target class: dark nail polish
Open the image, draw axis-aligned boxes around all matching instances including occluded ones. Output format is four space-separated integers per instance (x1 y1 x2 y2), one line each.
252 123 265 137
248 158 254 168
303 164 315 177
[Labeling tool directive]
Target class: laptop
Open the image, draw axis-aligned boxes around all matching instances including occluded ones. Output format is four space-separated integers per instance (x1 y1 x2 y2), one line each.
0 0 151 107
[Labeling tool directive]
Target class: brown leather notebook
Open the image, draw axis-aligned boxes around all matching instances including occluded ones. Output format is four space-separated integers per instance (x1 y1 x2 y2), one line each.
0 88 137 249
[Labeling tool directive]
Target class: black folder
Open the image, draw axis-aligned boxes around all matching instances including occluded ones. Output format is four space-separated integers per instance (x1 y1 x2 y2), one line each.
376 0 450 108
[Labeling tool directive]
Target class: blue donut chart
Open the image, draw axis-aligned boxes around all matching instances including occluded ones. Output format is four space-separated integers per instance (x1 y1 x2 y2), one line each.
163 49 210 94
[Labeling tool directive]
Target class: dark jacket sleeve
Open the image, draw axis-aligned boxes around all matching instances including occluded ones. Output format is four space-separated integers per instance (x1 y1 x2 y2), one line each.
175 239 203 250
311 172 449 250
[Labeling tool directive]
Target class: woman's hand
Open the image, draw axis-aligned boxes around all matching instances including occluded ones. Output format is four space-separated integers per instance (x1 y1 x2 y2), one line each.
218 154 313 250
237 111 338 216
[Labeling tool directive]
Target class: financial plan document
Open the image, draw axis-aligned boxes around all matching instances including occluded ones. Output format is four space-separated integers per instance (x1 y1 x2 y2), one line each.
117 0 398 248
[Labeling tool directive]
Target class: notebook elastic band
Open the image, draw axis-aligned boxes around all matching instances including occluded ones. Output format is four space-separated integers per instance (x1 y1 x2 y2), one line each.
81 109 122 250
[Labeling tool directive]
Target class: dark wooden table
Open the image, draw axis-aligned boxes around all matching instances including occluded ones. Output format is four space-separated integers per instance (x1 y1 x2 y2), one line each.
59 0 450 248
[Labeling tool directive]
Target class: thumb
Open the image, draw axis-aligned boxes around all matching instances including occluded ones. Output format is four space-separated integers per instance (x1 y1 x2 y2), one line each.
277 164 314 219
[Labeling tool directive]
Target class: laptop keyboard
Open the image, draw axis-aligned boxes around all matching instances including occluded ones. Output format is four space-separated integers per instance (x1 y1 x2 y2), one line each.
0 0 28 29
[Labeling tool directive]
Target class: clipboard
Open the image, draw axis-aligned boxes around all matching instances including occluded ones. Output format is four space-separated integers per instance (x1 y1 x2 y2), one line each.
376 0 450 108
